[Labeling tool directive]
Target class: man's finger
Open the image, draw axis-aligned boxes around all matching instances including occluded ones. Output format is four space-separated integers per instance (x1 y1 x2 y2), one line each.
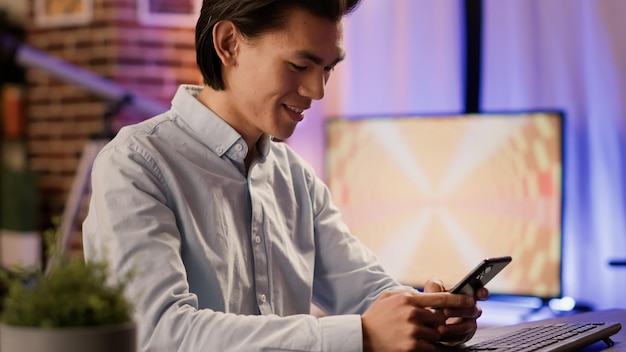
423 278 446 293
408 292 476 309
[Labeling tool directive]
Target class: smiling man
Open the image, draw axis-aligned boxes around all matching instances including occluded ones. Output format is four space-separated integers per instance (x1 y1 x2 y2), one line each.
195 5 345 172
83 1 486 351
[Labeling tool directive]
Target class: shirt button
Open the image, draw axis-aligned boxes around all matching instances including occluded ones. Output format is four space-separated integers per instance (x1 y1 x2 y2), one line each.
215 145 224 153
235 144 243 151
259 294 267 303
254 236 262 244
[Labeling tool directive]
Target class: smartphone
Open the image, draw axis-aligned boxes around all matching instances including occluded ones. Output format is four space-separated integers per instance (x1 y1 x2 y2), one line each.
449 256 512 296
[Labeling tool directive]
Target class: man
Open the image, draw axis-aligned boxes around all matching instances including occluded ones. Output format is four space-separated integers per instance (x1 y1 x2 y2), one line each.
83 0 487 351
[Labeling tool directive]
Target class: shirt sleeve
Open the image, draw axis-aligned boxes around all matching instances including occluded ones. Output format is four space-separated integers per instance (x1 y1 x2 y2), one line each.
82 142 364 352
306 169 402 315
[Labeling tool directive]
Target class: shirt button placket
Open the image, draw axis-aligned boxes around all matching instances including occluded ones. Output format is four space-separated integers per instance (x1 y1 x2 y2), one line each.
252 226 269 312
250 176 271 314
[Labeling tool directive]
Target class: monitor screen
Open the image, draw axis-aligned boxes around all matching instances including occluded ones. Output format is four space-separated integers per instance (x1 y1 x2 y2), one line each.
325 112 563 299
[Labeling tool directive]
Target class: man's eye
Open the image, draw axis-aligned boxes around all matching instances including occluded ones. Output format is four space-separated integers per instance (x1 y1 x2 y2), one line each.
291 63 307 71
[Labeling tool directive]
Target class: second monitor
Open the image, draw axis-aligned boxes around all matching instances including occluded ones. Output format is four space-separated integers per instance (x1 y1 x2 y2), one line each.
325 111 564 299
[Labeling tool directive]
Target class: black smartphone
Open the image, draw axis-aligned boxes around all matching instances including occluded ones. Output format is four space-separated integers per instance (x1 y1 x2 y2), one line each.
449 256 512 296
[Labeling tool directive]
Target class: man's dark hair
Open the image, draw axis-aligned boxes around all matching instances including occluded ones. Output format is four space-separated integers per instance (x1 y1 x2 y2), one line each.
196 0 361 90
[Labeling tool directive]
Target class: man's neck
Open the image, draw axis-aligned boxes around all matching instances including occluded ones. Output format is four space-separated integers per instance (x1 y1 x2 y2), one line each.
196 86 263 165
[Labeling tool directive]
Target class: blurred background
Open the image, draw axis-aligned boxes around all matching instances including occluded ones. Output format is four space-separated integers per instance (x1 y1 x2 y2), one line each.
1 0 625 322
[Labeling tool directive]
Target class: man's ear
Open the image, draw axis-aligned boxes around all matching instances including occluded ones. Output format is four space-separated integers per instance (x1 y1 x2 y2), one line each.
212 20 239 67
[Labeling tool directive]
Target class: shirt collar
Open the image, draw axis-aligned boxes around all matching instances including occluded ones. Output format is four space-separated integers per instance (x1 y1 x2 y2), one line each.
171 85 251 158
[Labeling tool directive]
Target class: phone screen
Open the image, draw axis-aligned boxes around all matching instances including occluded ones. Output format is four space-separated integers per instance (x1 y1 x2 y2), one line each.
449 256 512 296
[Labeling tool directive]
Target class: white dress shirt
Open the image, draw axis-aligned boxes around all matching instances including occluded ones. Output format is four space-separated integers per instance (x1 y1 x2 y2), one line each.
83 85 401 351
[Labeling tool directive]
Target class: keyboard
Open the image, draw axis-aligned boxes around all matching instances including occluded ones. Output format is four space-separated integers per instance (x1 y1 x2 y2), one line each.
458 322 622 352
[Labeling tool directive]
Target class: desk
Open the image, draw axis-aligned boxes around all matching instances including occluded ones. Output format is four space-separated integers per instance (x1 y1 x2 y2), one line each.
458 309 626 351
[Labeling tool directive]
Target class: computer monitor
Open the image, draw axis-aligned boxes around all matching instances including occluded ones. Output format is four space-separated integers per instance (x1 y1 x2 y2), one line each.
325 111 564 299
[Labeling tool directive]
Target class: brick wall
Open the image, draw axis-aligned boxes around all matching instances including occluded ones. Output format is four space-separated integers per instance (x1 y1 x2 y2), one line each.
24 0 201 256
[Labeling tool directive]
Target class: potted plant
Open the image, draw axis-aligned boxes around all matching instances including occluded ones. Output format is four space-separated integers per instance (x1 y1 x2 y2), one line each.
0 217 137 352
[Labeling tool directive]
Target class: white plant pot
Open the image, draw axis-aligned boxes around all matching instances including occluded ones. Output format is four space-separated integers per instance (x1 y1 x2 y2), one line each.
0 322 137 352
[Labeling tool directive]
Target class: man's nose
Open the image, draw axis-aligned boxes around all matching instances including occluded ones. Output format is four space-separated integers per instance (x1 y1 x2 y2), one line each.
298 72 326 100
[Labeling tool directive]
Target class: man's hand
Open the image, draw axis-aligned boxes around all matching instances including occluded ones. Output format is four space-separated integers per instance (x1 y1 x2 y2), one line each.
361 287 476 352
424 279 488 346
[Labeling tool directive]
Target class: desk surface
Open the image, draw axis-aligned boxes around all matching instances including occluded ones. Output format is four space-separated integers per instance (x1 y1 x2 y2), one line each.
467 309 626 351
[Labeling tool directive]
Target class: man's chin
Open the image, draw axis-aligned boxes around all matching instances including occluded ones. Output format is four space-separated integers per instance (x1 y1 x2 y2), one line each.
271 129 297 142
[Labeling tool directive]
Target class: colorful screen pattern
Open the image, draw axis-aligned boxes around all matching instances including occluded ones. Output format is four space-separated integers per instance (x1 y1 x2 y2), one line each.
325 113 563 298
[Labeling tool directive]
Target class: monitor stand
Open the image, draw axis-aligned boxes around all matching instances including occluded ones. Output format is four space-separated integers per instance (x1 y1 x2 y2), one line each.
609 259 626 266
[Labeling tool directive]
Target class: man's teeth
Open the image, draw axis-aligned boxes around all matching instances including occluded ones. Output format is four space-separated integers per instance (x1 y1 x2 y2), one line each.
286 105 304 114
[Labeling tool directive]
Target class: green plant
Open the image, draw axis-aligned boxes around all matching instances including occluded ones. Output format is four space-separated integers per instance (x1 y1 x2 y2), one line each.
0 217 133 328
